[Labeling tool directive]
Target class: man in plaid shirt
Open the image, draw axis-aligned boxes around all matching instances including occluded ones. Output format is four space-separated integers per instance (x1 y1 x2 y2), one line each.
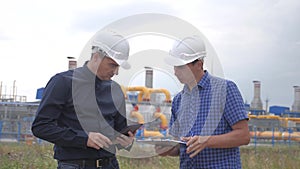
156 35 250 169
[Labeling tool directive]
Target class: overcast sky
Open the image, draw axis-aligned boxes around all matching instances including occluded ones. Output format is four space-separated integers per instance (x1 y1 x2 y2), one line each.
0 0 299 109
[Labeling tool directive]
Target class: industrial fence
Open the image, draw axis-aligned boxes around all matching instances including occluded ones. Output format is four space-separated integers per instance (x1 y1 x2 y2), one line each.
1 102 300 147
0 102 38 144
249 117 300 147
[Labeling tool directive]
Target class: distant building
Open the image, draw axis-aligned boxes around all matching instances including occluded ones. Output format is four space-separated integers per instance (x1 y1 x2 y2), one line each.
269 106 290 116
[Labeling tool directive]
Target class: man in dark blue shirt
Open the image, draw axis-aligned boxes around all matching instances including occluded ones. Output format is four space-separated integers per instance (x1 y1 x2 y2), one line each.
32 30 134 169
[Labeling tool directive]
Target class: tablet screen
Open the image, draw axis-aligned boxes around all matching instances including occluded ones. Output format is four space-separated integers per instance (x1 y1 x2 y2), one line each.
117 123 143 136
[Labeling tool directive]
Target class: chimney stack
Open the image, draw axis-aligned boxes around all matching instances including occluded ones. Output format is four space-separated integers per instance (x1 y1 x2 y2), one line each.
67 56 77 70
145 67 153 88
250 80 263 110
291 86 300 112
13 80 16 102
0 81 2 99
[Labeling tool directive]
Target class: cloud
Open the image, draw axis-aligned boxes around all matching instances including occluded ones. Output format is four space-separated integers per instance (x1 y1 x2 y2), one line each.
0 31 12 41
0 0 299 107
69 1 178 33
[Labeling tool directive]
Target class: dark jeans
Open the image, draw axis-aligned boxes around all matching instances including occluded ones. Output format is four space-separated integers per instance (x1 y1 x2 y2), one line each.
57 158 119 169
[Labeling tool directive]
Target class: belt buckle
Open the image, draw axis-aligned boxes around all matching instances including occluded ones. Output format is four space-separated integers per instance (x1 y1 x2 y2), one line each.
96 159 102 168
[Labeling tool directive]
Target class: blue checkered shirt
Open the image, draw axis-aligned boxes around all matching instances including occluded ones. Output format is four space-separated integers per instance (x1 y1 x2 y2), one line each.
169 71 248 169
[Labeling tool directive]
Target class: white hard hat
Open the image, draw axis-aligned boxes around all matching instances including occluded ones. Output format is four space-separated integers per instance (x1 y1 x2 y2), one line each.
164 35 206 66
92 30 131 69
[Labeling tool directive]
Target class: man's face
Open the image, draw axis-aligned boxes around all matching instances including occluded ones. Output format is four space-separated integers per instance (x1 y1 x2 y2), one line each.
96 57 120 80
174 62 197 84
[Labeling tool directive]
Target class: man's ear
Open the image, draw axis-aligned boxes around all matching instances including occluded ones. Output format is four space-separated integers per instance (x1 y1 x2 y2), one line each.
92 53 102 63
197 59 204 70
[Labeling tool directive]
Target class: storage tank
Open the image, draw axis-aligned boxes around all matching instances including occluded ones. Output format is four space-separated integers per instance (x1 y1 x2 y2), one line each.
291 86 300 112
250 80 263 110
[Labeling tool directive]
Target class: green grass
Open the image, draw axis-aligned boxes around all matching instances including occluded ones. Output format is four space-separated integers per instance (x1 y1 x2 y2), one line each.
1 142 300 169
118 156 179 169
0 143 56 169
241 145 300 169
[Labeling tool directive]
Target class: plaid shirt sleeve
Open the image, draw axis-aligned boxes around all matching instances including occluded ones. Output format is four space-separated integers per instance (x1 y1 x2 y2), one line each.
224 80 248 126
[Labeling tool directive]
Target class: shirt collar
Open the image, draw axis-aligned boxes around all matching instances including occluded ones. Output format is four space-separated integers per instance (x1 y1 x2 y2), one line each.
182 70 210 94
197 70 210 89
81 64 96 80
81 63 105 84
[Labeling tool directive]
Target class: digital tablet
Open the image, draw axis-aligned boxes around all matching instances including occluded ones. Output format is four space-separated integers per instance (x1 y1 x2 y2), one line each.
117 123 143 137
137 139 186 146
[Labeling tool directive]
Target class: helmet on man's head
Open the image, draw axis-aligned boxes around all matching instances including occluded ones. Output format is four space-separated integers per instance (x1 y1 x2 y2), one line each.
165 35 206 66
91 30 131 69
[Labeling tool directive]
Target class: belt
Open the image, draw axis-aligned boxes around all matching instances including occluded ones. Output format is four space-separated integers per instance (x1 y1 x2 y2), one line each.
60 157 113 168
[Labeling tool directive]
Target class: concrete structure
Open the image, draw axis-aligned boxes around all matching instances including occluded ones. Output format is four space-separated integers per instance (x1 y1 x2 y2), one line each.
145 67 153 88
292 86 300 112
250 80 263 110
67 56 77 70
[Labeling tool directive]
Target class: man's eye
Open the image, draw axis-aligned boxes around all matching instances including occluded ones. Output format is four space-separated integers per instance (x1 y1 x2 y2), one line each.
111 64 119 68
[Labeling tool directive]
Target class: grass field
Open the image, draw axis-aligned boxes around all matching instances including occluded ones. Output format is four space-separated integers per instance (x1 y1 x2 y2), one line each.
1 142 300 169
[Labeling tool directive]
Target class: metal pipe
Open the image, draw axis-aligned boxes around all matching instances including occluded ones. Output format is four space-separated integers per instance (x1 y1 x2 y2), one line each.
148 88 172 103
249 131 300 142
153 112 168 129
130 106 145 124
126 86 150 102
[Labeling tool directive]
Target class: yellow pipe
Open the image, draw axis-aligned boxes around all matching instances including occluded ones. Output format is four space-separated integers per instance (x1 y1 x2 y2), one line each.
130 110 145 124
144 129 164 137
250 131 300 142
126 86 150 102
129 107 164 137
125 86 172 102
154 112 168 129
256 115 281 119
248 115 258 119
148 88 172 103
137 91 144 103
120 85 127 98
284 117 300 122
248 114 300 122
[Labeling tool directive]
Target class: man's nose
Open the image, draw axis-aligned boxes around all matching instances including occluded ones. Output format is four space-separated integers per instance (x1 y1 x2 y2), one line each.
114 67 119 75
